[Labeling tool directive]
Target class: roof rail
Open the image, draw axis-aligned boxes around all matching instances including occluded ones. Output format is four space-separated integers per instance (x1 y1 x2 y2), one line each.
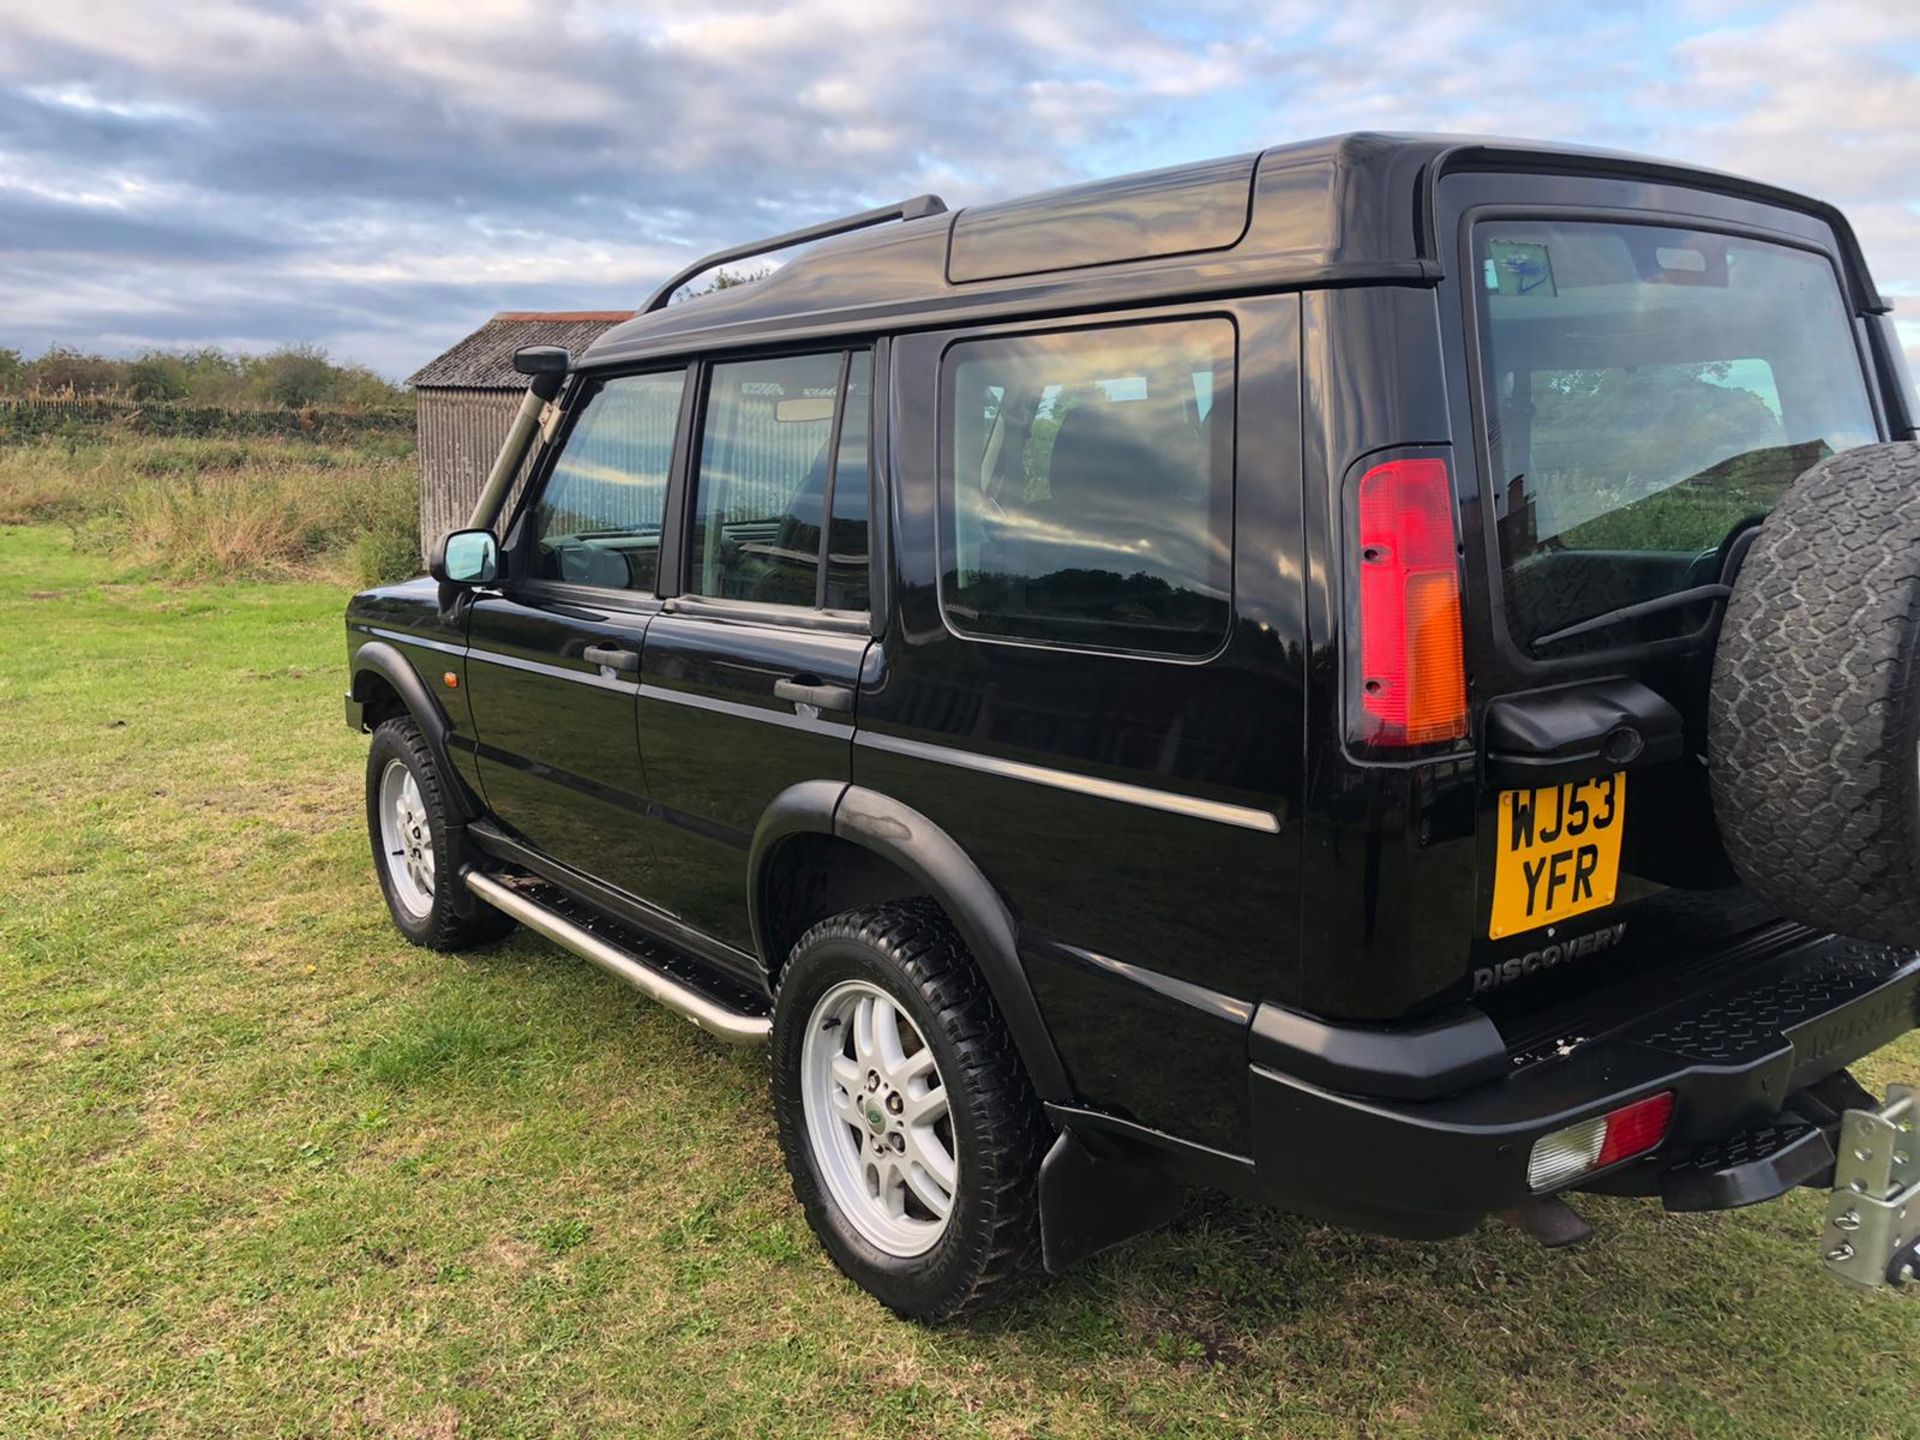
642 194 949 314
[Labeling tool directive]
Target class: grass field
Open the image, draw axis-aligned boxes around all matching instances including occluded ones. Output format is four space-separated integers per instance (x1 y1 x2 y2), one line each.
3 521 1919 1438
0 432 418 587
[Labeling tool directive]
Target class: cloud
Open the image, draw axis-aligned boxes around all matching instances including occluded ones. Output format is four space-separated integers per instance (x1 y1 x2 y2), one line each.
0 0 1911 387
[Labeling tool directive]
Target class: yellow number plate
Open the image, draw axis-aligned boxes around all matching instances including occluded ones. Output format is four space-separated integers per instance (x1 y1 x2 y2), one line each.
1490 775 1626 940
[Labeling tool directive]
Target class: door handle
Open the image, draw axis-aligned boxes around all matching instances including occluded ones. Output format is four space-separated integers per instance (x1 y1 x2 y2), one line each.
582 644 639 674
774 677 854 711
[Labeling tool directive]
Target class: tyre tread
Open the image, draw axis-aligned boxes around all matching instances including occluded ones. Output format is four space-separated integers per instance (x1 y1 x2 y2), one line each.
1710 442 1920 945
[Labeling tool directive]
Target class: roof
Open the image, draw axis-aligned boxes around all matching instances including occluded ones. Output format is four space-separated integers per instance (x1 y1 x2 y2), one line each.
581 131 1881 372
408 311 634 390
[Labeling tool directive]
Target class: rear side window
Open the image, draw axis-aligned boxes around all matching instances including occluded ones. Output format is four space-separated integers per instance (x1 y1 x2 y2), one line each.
688 350 871 611
940 317 1234 656
826 352 873 611
530 369 686 592
1474 219 1879 654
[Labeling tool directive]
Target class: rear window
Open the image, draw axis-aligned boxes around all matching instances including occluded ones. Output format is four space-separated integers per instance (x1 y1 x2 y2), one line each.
1474 219 1879 654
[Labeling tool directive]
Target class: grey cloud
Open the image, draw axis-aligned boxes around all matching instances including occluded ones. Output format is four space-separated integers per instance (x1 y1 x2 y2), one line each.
0 0 1912 381
0 188 286 262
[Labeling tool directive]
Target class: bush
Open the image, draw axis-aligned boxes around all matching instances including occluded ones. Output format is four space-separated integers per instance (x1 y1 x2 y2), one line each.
4 342 407 408
0 397 414 445
354 477 428 585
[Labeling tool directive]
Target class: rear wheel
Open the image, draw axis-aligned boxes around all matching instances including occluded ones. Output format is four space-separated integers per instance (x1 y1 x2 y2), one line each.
770 899 1049 1322
1709 442 1920 947
365 716 514 950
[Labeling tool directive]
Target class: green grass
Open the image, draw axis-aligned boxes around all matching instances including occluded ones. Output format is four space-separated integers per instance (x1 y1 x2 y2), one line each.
2 522 1918 1438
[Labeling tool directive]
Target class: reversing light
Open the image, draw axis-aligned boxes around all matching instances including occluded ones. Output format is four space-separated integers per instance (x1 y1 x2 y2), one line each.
1527 1091 1676 1192
1354 457 1469 746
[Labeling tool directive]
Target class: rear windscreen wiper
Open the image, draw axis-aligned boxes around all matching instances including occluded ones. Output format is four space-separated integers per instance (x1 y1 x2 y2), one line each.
1531 582 1733 650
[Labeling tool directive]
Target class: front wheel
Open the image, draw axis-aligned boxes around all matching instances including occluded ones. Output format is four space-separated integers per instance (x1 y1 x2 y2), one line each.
364 716 513 950
770 899 1049 1323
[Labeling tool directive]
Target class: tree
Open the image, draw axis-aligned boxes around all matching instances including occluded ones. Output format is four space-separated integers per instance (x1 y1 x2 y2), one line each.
127 352 191 401
671 266 772 306
246 344 346 408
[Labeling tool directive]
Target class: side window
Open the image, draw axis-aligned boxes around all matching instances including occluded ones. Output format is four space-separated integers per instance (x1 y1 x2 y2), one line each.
826 352 873 611
530 369 686 592
941 317 1234 656
687 350 872 610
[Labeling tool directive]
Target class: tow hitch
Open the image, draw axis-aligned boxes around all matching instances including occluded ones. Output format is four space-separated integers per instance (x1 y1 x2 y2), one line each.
1821 1085 1920 1291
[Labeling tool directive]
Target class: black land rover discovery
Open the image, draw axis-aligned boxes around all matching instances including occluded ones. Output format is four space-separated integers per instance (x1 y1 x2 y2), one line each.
346 133 1920 1321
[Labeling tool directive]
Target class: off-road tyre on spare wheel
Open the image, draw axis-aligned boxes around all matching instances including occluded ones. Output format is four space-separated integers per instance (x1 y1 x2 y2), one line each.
365 715 515 951
770 898 1051 1323
1710 442 1920 948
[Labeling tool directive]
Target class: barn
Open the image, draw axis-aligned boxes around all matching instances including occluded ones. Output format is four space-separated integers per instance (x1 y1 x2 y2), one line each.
406 311 633 550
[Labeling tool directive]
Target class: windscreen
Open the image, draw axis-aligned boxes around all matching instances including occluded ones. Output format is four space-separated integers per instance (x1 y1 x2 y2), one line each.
1474 219 1879 654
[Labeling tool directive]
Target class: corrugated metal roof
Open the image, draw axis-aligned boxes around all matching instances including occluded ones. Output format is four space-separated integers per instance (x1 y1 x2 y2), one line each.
407 312 634 390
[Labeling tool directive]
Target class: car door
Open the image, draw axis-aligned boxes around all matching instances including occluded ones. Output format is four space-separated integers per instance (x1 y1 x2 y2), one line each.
636 348 875 950
853 306 1306 1151
463 366 688 895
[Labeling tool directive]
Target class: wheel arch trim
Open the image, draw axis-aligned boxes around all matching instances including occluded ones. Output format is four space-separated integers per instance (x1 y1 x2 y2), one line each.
749 780 1073 1101
349 639 479 821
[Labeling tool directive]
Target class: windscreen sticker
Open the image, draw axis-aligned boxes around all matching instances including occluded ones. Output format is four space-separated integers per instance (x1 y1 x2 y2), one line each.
1486 240 1557 297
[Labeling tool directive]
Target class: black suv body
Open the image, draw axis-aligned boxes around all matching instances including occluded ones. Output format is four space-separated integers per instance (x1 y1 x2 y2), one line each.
347 133 1920 1318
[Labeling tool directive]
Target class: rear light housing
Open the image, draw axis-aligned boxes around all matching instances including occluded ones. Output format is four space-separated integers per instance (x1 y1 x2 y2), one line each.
1348 455 1469 749
1527 1091 1676 1192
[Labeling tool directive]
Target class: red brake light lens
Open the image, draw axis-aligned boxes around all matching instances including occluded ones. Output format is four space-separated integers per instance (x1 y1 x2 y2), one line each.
1354 457 1469 747
1595 1090 1676 1169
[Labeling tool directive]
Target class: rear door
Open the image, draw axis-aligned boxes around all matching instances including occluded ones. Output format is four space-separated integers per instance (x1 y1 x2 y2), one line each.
634 348 875 951
464 367 686 894
1434 172 1888 996
855 303 1306 1151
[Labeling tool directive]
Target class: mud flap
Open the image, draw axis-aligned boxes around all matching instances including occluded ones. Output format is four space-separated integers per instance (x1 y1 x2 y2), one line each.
1038 1129 1183 1274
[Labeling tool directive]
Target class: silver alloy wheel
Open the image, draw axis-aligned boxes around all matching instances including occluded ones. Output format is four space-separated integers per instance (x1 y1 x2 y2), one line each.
800 978 957 1258
377 758 435 918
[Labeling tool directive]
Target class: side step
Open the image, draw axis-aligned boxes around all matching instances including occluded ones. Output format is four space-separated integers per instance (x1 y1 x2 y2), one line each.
465 870 771 1046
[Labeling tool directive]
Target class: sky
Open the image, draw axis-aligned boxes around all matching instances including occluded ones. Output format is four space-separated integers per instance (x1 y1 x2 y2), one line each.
0 0 1915 383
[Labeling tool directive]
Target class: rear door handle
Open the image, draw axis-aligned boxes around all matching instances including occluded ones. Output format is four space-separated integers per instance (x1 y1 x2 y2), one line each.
582 644 639 673
774 677 854 711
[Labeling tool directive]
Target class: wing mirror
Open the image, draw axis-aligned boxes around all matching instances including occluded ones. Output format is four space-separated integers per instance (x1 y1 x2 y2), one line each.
429 528 500 586
513 345 571 377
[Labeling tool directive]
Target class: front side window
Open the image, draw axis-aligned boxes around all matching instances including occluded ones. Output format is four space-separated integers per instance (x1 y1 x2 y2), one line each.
941 317 1234 656
530 369 686 592
1475 219 1878 653
687 350 870 609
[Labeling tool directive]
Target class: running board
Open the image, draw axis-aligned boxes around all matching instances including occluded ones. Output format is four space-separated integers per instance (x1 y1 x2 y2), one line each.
464 871 771 1045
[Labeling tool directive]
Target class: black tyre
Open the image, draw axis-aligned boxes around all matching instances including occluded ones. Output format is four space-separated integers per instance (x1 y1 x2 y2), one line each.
770 898 1049 1323
1709 442 1920 947
365 716 514 950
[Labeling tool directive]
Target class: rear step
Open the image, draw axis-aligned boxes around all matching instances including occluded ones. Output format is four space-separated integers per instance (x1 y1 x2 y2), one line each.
1613 1072 1880 1211
1659 1119 1834 1212
465 870 771 1045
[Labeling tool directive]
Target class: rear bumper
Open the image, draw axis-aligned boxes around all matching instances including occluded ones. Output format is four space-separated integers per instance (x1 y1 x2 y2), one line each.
1245 933 1920 1237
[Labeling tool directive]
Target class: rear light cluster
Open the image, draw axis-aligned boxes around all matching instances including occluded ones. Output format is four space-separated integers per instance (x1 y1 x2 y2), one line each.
1353 456 1469 747
1526 1091 1676 1192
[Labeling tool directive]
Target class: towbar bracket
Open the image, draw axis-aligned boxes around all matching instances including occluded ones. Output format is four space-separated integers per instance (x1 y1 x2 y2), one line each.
1820 1084 1920 1290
